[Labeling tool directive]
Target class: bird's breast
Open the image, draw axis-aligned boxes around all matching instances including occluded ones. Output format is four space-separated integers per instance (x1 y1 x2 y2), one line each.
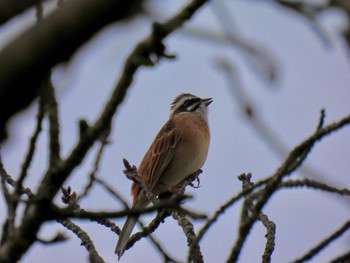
158 114 210 189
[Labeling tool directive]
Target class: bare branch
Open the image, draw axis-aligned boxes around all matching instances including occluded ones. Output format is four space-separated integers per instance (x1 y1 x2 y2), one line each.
96 175 179 262
95 177 129 207
238 173 275 263
0 156 34 198
0 1 209 260
0 156 34 246
148 234 180 263
50 198 185 221
78 139 110 201
121 156 204 261
292 221 350 263
217 58 350 208
0 0 143 142
60 186 120 235
125 209 172 251
41 76 61 165
227 114 350 262
330 250 350 263
269 0 331 46
196 178 269 242
0 0 46 25
316 109 326 130
17 95 45 191
279 178 350 196
173 210 203 263
0 156 11 206
0 157 13 245
37 232 68 245
58 218 104 263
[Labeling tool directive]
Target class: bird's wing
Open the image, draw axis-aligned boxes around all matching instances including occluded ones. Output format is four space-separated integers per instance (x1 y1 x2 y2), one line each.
116 121 178 258
140 119 179 191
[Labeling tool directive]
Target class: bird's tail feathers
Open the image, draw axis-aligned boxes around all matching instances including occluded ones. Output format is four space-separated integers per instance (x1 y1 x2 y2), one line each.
115 196 149 259
115 215 138 259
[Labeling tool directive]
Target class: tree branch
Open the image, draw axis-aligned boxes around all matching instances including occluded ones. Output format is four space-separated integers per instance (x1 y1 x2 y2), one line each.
0 0 143 142
17 94 45 192
41 75 61 165
238 173 275 263
49 199 184 220
293 221 350 263
58 218 104 263
279 178 350 196
227 113 350 262
0 0 46 25
196 178 269 242
0 1 209 261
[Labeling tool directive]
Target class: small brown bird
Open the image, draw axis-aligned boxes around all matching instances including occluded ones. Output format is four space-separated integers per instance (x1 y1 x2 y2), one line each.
115 93 212 258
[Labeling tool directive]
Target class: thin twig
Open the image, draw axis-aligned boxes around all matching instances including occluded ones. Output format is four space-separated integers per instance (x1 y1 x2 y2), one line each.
49 198 185 220
0 157 34 198
122 157 203 261
329 250 350 263
271 0 331 46
95 176 179 262
95 177 177 262
17 95 45 192
292 221 350 263
36 232 68 245
9 83 45 245
65 187 121 235
125 209 172 251
171 211 203 263
147 9 279 82
227 114 350 262
95 177 129 207
77 139 109 201
58 218 104 263
139 219 180 263
238 173 275 263
0 156 12 245
0 155 11 204
196 178 270 242
216 58 347 199
279 178 350 196
41 76 61 166
0 156 34 244
148 234 180 263
317 109 326 130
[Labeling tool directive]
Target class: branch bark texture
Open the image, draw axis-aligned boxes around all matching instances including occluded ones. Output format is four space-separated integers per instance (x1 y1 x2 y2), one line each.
0 0 142 141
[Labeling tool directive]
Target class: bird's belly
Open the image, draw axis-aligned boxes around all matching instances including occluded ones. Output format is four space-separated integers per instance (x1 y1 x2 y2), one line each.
158 140 209 190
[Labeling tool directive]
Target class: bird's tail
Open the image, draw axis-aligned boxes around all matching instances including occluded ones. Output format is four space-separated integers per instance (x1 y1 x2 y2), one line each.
115 196 149 259
115 215 138 259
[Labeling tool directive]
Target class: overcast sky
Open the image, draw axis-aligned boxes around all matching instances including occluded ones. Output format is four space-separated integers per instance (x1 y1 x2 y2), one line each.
1 1 350 262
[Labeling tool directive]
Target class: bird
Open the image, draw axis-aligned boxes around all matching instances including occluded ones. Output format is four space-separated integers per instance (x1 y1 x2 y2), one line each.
115 93 212 259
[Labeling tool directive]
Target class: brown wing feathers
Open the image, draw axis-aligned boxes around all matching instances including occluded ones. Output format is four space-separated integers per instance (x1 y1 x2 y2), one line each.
131 119 177 204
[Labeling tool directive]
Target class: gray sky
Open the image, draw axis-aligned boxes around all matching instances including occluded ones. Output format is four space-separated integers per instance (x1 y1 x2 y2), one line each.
1 1 350 262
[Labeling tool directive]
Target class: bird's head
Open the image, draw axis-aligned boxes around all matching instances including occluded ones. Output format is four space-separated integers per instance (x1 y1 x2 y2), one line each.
170 93 213 120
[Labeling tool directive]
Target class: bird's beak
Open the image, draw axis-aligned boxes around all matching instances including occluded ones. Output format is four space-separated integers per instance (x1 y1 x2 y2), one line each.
202 98 213 107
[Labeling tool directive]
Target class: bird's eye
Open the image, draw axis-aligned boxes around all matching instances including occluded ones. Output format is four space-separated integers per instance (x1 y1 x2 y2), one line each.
183 98 200 108
183 100 192 108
